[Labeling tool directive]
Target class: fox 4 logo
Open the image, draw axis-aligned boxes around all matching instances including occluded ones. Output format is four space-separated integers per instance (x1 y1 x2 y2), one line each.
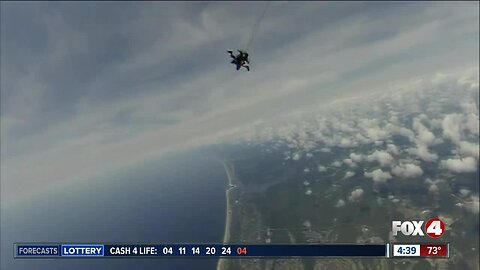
392 218 445 238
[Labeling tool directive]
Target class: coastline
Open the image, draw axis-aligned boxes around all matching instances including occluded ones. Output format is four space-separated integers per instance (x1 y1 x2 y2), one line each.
216 160 236 270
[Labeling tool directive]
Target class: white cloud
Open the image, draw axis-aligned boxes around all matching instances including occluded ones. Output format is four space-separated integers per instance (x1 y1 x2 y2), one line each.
392 163 423 178
339 137 356 148
440 157 478 173
303 220 312 228
458 141 479 159
355 133 370 144
425 178 442 185
437 107 478 160
349 153 364 163
425 178 442 194
399 127 417 142
458 195 479 214
366 150 394 167
465 113 479 135
343 158 356 167
348 188 364 202
319 147 331 153
365 127 388 141
364 169 392 183
384 123 415 142
386 144 400 155
442 114 464 143
344 171 355 179
462 102 479 135
412 118 439 146
335 199 346 208
317 165 327 172
406 117 441 162
374 140 384 146
407 144 438 162
357 119 390 141
332 161 342 167
465 195 479 214
462 101 479 115
459 188 471 197
428 184 439 194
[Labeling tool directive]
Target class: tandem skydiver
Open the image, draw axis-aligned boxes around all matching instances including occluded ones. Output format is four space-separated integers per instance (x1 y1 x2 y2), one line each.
227 50 250 71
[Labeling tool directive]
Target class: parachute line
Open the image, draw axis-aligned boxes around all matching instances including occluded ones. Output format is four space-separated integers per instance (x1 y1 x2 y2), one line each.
243 2 271 52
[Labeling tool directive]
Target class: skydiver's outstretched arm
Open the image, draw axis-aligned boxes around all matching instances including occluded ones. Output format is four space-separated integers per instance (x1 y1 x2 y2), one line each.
227 50 235 59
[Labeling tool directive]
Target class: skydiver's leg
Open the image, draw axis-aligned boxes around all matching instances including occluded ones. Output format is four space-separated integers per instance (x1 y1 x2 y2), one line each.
243 65 250 71
236 63 241 70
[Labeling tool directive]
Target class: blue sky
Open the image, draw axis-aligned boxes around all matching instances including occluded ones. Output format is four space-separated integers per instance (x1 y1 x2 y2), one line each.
1 1 479 204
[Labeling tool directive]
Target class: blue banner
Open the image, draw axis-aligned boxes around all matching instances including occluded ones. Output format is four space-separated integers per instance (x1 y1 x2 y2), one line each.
15 243 387 257
61 244 104 257
16 244 60 257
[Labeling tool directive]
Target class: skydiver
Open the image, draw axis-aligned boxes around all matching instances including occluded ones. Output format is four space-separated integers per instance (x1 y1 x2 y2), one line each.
233 59 250 71
227 50 250 71
227 50 236 60
231 50 249 64
239 50 249 64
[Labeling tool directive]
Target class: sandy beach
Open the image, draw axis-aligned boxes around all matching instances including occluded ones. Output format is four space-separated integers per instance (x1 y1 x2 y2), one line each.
216 160 236 270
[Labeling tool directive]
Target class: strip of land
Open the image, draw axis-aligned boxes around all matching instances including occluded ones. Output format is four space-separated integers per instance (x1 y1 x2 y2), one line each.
217 160 237 270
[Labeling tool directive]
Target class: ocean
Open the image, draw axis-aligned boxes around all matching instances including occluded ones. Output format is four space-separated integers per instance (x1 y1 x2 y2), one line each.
1 148 227 270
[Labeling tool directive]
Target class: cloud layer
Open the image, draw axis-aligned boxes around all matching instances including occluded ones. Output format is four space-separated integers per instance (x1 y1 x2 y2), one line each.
236 67 479 183
1 2 478 204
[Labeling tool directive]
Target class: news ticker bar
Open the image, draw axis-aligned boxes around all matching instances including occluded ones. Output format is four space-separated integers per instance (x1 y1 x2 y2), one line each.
14 243 449 258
